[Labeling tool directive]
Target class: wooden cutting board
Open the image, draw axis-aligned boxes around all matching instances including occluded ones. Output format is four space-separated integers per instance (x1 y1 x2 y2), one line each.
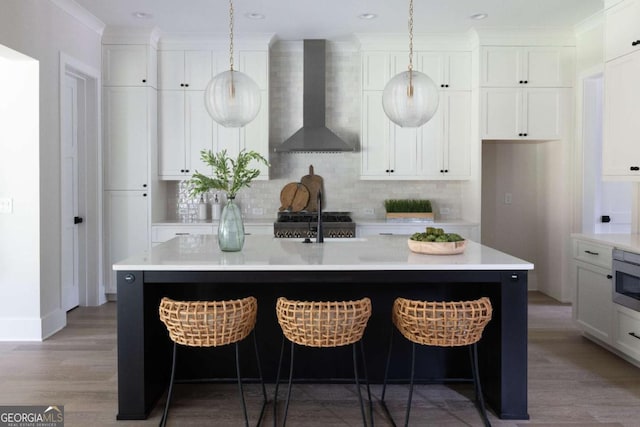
301 165 323 212
279 182 310 212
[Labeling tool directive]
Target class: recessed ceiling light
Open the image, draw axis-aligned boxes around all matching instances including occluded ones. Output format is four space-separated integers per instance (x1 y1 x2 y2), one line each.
245 12 265 20
132 11 152 19
358 13 378 20
470 13 488 20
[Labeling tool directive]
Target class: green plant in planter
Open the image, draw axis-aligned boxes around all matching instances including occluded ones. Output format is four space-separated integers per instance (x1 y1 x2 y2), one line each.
188 149 269 199
384 199 432 213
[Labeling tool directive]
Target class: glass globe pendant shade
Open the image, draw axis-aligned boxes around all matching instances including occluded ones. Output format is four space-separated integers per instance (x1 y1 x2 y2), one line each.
204 70 261 128
382 70 439 128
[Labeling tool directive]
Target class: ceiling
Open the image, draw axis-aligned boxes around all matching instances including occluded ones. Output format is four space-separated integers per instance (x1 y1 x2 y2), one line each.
73 0 604 41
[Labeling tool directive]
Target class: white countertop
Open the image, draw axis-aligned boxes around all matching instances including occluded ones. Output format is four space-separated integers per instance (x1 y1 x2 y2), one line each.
572 233 640 253
114 234 533 272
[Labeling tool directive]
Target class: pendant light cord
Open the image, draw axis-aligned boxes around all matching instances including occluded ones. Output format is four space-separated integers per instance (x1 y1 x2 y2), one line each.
407 0 414 96
229 0 235 72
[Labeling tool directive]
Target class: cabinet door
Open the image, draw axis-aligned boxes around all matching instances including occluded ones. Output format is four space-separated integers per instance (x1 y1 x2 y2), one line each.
103 45 150 87
238 51 269 91
443 91 471 178
158 91 186 178
390 124 418 177
186 91 214 175
603 52 640 178
574 261 613 344
362 52 390 90
361 91 390 178
158 51 184 90
524 88 567 140
241 91 270 179
104 87 149 190
605 0 640 61
105 190 149 293
418 52 445 88
185 51 213 90
481 47 521 87
418 100 444 178
524 47 574 87
480 88 522 139
446 52 472 90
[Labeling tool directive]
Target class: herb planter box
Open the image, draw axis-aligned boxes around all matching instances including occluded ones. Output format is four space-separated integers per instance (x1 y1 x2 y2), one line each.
385 212 435 221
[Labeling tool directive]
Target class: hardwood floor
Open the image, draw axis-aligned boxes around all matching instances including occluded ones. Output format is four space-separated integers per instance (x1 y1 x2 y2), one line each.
0 292 639 426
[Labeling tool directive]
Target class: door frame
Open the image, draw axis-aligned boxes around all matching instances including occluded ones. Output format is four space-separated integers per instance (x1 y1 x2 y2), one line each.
59 52 104 307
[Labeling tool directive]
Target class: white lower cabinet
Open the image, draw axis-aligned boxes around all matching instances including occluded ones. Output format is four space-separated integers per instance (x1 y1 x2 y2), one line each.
105 191 149 293
151 224 215 244
574 261 613 344
614 304 640 361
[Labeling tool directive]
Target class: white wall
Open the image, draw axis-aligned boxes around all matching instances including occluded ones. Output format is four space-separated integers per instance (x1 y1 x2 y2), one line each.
0 0 102 339
0 46 40 339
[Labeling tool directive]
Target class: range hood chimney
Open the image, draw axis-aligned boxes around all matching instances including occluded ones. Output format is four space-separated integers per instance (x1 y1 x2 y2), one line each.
275 40 355 152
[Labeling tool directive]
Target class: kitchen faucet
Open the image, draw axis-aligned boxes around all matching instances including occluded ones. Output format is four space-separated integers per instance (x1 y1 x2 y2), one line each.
316 191 323 243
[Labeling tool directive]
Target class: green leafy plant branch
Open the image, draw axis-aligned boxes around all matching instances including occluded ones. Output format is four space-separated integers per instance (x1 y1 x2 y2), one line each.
188 149 269 199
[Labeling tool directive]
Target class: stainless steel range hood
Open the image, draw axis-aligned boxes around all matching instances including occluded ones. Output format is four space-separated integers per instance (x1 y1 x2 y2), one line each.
275 40 355 152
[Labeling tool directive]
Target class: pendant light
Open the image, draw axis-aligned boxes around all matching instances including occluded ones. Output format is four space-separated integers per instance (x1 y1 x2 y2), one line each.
382 0 439 128
204 0 261 127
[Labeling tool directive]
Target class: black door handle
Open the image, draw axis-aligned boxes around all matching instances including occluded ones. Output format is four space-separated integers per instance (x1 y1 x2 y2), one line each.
74 216 83 224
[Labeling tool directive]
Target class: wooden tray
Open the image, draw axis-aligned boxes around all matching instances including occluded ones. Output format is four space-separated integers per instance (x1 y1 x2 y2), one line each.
407 239 467 255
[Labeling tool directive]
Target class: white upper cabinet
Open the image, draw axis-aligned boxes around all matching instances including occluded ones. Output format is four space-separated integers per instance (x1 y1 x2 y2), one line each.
362 52 390 90
418 52 472 90
481 46 573 87
103 44 157 87
158 50 213 90
603 51 640 179
481 88 569 140
104 87 153 190
419 91 471 179
237 51 269 91
605 0 640 62
362 51 471 91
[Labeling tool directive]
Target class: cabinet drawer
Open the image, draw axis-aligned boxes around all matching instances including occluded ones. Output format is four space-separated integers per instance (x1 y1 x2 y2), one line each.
574 240 613 268
152 225 214 243
615 304 640 359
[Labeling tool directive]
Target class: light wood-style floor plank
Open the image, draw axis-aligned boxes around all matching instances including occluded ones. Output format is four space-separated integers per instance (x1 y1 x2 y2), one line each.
1 292 639 426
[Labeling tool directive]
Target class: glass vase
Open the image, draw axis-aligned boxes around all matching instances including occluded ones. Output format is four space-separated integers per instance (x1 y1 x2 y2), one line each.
217 197 245 252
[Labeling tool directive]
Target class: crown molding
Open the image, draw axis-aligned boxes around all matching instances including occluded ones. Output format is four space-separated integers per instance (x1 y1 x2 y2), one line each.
50 0 105 35
355 33 473 51
574 10 604 35
102 26 161 47
158 33 275 50
474 27 576 46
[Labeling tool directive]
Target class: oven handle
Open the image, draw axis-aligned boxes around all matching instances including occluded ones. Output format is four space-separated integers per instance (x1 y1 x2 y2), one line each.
629 332 640 341
584 250 599 255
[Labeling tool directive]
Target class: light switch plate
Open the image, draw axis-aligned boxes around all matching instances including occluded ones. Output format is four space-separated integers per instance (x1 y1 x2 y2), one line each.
0 197 13 214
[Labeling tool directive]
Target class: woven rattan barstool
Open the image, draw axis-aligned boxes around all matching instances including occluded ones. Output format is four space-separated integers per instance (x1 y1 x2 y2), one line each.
274 297 374 427
380 297 493 427
158 296 267 427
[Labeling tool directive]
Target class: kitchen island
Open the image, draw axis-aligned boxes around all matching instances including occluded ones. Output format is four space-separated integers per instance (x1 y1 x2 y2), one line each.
114 234 533 421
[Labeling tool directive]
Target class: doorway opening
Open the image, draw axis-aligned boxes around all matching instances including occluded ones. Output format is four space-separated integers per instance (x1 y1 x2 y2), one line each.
59 53 103 309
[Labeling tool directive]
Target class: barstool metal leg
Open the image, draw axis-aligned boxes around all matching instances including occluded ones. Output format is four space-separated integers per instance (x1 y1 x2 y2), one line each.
273 336 286 427
252 331 267 426
380 327 396 426
359 341 374 427
471 343 491 427
235 342 250 427
159 342 178 427
282 341 296 427
352 343 367 426
404 342 417 427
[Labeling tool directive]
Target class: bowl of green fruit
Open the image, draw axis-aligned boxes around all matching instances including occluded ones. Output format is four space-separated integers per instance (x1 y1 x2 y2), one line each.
408 227 466 255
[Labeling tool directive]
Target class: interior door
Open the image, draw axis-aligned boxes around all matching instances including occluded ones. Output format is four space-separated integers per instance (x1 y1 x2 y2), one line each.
61 75 80 311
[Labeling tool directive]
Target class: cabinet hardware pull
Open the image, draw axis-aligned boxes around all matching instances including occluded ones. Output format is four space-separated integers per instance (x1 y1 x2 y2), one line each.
142 184 147 188
633 40 640 46
511 274 519 281
185 83 189 87
143 193 147 197
524 80 528 84
629 332 640 341
180 83 184 87
142 79 146 83
519 80 523 84
390 169 394 173
584 250 599 255
175 233 190 235
630 166 640 171
607 275 613 279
